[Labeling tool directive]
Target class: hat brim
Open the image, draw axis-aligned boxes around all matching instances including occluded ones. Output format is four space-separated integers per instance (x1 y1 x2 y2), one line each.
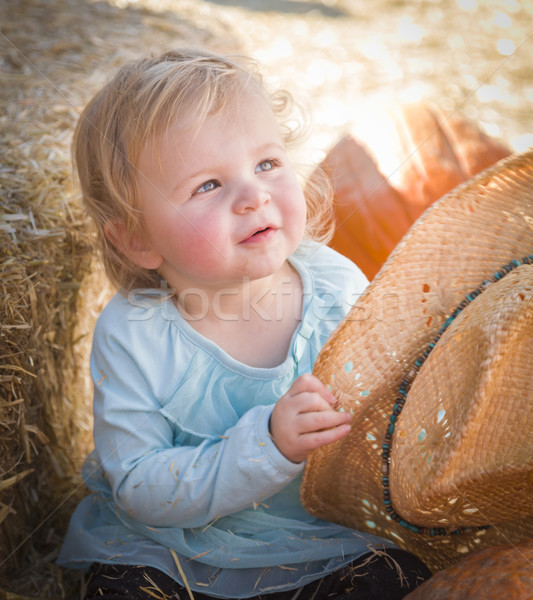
300 150 533 571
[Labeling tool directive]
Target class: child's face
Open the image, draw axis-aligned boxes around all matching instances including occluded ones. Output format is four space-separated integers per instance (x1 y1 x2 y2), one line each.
135 95 307 293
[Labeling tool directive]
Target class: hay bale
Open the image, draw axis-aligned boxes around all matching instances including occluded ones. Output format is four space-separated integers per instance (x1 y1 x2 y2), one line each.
0 0 241 596
0 75 104 600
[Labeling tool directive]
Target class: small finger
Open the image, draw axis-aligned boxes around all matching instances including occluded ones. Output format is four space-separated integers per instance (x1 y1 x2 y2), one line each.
297 408 351 434
302 422 352 452
292 373 332 396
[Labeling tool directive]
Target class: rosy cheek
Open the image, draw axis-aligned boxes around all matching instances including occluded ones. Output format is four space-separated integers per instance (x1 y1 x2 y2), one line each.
179 221 225 265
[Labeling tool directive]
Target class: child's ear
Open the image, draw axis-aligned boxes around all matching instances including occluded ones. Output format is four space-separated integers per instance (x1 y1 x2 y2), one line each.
104 219 163 270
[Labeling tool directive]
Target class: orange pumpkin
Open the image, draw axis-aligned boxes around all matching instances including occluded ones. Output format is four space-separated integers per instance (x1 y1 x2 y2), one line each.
319 134 411 279
404 540 533 600
390 103 511 221
319 103 511 280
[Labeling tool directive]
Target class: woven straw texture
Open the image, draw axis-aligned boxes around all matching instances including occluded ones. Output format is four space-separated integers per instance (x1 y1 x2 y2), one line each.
392 266 532 527
301 150 533 572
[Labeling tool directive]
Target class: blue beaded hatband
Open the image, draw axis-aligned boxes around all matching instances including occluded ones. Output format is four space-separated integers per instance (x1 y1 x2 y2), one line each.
381 254 533 536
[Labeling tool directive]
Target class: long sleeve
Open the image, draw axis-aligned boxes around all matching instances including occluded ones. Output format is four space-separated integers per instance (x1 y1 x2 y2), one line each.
92 354 303 528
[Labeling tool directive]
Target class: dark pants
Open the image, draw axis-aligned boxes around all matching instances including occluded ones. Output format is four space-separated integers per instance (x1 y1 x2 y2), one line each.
85 549 432 599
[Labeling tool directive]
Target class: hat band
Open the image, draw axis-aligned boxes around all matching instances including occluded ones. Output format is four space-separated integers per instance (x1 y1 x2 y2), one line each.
381 253 533 537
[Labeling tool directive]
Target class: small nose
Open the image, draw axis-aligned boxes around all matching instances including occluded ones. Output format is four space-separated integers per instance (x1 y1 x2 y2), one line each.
233 180 270 214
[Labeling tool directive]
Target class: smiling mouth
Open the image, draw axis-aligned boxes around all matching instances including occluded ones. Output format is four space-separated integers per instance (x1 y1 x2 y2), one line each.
242 226 276 244
252 227 269 236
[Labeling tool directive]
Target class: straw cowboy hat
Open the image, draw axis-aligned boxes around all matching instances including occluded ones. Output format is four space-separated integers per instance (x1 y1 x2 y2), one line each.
300 149 533 572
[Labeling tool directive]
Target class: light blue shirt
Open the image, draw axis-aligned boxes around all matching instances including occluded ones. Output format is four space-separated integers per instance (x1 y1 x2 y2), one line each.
58 242 396 598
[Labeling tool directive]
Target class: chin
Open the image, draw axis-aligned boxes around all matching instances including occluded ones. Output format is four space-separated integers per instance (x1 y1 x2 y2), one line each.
244 257 287 281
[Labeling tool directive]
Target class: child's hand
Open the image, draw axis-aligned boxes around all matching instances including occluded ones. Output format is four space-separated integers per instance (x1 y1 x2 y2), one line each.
269 373 352 464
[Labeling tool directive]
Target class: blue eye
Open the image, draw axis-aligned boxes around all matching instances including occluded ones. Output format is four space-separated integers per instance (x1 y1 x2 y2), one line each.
195 180 219 194
256 159 278 173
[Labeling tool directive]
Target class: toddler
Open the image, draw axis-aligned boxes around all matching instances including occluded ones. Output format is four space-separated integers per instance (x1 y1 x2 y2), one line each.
58 48 431 599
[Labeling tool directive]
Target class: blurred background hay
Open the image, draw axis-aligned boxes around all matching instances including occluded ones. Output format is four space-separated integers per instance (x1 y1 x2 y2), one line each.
0 0 532 597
